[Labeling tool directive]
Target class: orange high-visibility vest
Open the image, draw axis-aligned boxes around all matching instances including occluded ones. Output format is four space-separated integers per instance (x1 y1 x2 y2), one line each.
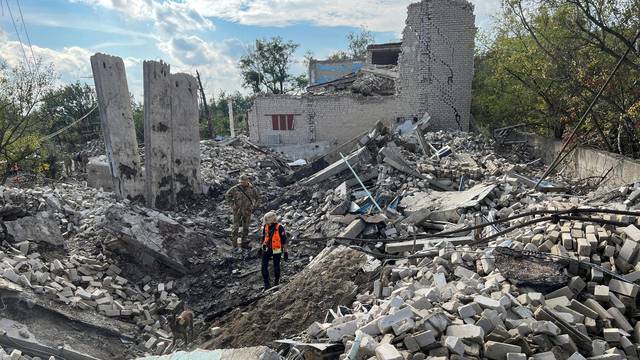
263 224 282 252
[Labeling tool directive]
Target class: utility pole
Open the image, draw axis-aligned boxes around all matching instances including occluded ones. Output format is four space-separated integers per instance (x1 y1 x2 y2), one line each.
227 97 235 138
195 70 214 139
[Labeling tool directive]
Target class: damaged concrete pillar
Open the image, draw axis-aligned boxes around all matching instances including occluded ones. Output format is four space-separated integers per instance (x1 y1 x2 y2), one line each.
171 73 202 199
144 60 174 208
228 98 235 138
90 53 144 200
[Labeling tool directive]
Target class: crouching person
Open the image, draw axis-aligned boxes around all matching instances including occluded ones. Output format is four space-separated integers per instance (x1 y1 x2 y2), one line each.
260 211 289 290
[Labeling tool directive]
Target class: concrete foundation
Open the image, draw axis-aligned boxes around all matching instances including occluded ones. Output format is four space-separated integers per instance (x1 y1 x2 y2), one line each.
525 132 640 190
90 53 144 200
144 60 173 208
87 155 115 192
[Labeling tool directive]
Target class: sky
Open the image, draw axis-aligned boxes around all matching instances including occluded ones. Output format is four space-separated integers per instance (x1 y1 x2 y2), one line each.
0 0 502 102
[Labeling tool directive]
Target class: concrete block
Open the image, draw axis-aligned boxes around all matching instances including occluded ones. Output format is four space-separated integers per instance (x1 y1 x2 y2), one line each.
445 324 484 343
484 341 522 360
339 219 366 238
506 354 527 360
374 343 402 360
608 278 639 298
603 328 621 342
327 319 358 341
377 306 414 333
624 225 640 242
444 336 464 355
607 307 633 332
594 285 610 302
567 353 587 360
412 330 436 349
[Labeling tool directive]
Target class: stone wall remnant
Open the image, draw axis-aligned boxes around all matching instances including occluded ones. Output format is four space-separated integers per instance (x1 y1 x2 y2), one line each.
92 54 201 208
90 53 144 199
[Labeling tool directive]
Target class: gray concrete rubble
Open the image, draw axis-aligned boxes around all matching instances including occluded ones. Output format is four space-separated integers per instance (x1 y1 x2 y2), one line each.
5 96 640 360
135 346 282 360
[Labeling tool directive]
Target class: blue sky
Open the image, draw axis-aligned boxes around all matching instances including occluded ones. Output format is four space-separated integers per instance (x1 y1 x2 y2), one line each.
0 0 502 101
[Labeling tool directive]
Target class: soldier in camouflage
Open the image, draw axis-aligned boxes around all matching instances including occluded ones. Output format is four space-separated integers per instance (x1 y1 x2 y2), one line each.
225 174 260 249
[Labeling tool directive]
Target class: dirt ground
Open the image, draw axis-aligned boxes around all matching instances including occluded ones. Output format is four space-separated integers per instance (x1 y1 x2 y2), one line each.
202 246 375 349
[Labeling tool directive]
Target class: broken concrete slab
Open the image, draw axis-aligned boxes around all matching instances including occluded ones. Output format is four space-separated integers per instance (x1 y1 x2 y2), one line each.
0 318 101 360
302 147 370 186
4 211 64 246
102 205 192 274
136 346 282 360
400 184 496 223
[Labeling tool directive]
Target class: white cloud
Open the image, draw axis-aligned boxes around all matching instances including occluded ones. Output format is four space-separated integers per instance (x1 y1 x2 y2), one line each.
70 0 214 34
156 35 244 98
0 36 94 85
189 0 502 33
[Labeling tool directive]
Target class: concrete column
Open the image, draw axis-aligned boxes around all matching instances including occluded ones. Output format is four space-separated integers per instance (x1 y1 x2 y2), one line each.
143 60 174 209
228 98 235 138
90 53 143 200
171 73 202 199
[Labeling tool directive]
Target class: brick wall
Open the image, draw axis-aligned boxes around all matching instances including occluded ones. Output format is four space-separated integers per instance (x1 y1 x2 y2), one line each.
397 0 476 131
248 0 476 150
248 95 308 145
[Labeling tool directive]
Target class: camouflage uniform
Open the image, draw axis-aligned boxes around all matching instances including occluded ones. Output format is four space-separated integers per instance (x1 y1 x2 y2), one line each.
225 182 260 248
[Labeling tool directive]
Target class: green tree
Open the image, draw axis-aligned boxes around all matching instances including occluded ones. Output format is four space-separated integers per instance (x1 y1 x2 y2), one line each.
347 26 375 59
328 26 375 60
39 82 99 150
472 0 640 155
0 59 57 177
239 37 301 94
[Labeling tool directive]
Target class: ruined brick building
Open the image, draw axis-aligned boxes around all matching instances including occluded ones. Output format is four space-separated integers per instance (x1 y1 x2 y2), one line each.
247 0 476 159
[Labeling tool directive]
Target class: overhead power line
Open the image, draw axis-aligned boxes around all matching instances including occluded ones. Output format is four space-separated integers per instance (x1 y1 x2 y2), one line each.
4 0 31 71
15 0 36 66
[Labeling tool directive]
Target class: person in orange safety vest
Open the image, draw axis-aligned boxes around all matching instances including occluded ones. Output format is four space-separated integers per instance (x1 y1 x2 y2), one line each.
260 211 288 290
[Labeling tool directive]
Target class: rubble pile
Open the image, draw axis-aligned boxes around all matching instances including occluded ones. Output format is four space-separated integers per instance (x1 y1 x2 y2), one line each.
281 182 640 360
0 139 300 359
273 126 548 243
200 137 289 200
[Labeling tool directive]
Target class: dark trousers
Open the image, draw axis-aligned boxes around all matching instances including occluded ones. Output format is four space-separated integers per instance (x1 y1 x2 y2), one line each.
261 249 281 288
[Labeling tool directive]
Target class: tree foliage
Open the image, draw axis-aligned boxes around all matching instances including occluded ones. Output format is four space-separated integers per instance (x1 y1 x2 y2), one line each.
0 59 57 175
239 37 303 94
199 91 254 138
473 0 640 155
328 26 375 61
39 82 100 150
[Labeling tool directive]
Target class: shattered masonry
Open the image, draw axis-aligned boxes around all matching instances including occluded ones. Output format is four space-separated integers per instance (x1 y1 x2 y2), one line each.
248 0 476 159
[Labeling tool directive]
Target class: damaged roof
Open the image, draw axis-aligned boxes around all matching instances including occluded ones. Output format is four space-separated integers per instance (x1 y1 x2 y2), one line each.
306 65 399 97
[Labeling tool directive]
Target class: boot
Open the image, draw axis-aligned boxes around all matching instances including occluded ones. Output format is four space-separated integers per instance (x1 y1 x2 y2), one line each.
263 281 270 291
